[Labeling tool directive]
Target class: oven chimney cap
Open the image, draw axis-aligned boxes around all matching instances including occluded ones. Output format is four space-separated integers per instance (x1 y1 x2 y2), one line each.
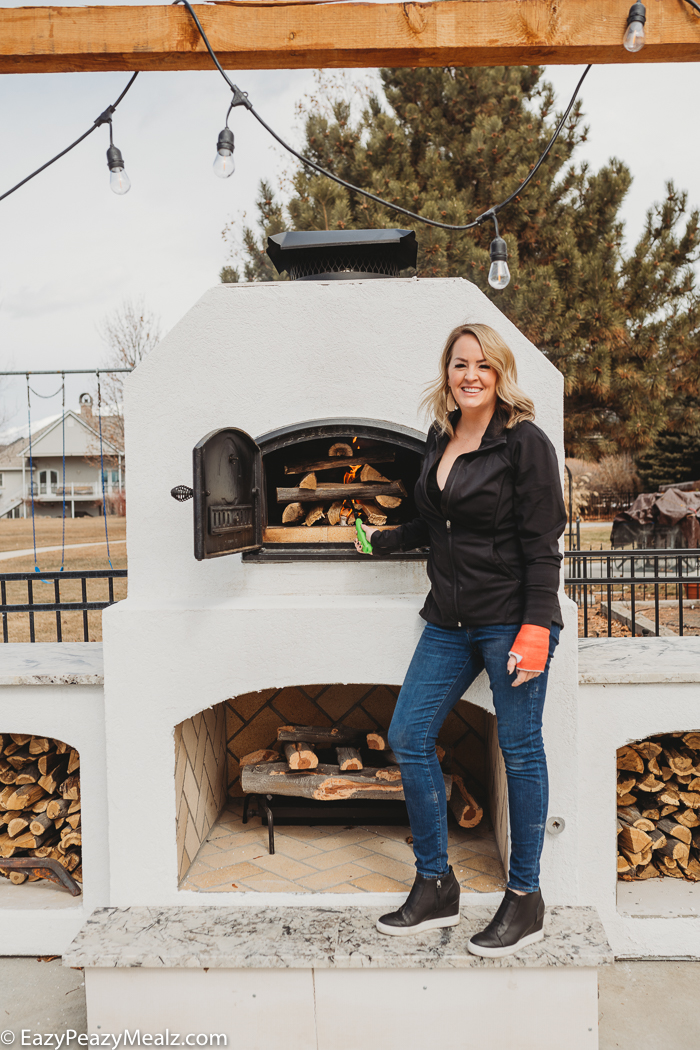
266 228 417 281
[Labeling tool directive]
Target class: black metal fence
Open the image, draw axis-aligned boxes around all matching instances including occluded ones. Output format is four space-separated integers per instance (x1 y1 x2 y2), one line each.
565 549 700 637
0 569 128 643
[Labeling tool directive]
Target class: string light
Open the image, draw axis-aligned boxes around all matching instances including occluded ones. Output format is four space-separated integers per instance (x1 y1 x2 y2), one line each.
0 73 138 203
623 3 647 53
213 127 235 179
488 222 510 290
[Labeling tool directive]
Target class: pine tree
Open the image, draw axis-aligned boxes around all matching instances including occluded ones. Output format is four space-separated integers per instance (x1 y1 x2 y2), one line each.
221 67 700 457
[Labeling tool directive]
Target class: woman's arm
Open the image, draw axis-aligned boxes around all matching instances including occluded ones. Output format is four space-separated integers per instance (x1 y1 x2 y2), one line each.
361 516 431 556
512 425 567 628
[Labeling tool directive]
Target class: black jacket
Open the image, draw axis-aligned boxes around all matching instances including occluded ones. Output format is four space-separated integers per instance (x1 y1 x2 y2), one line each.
371 408 566 629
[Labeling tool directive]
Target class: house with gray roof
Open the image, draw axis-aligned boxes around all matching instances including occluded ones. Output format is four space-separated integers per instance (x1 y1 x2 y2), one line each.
0 397 123 519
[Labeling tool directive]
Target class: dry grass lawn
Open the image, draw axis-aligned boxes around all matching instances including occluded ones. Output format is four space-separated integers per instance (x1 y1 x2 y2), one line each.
0 517 127 643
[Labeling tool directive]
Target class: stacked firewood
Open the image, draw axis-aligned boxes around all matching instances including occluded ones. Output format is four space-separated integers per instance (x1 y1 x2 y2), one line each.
239 724 481 826
617 732 700 882
278 442 406 528
0 733 81 885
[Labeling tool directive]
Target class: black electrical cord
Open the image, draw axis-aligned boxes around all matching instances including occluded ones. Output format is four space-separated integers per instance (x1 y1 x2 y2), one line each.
174 0 591 233
0 72 139 203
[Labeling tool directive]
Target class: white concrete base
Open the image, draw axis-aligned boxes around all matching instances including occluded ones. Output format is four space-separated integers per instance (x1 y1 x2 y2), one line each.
85 965 600 1050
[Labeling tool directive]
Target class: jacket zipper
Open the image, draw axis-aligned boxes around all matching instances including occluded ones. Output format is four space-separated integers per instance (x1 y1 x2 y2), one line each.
445 519 461 627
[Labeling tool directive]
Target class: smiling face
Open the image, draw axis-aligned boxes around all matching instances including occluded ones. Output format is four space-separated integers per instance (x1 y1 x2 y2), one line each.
447 333 499 416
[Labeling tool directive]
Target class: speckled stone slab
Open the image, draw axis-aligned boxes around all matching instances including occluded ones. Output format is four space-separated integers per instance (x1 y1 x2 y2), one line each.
64 905 612 970
578 636 700 684
0 642 104 685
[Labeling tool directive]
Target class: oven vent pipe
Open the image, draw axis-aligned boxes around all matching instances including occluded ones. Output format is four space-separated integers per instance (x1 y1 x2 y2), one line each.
266 228 417 281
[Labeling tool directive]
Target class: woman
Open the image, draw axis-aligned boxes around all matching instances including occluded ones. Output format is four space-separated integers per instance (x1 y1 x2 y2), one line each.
355 322 566 958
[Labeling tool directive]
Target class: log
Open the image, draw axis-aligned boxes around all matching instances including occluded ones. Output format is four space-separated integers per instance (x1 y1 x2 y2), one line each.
636 741 663 761
676 808 700 828
0 786 18 808
15 763 41 785
682 733 700 750
6 750 35 770
657 818 692 845
328 443 353 458
676 773 693 785
65 812 81 830
448 773 483 828
9 734 30 746
277 481 406 504
436 745 446 764
621 847 647 867
304 504 325 527
282 502 305 524
617 774 638 796
0 834 18 858
336 747 363 771
3 784 46 810
659 766 674 781
327 502 343 526
366 732 388 751
59 775 80 800
28 736 51 755
7 815 30 838
285 452 395 476
54 740 69 754
0 760 18 785
617 854 631 873
278 725 361 746
45 798 71 821
0 810 20 829
38 751 63 777
654 856 684 878
663 747 695 776
640 808 660 821
660 804 680 818
360 464 390 484
10 829 50 850
636 773 664 793
617 792 636 807
67 750 80 775
376 494 403 509
339 505 355 525
60 829 81 850
38 757 69 794
29 812 54 837
618 826 652 855
680 792 700 809
241 761 452 802
239 749 278 767
355 501 388 526
636 862 661 880
283 742 318 770
649 829 667 851
617 746 645 773
299 472 317 490
657 838 690 865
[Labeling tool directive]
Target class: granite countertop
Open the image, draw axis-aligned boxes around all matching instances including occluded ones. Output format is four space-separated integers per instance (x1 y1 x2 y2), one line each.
577 636 700 684
0 642 104 685
64 905 612 970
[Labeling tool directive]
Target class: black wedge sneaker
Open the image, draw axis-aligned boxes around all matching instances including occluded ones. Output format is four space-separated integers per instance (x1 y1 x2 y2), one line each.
376 867 461 936
467 888 545 958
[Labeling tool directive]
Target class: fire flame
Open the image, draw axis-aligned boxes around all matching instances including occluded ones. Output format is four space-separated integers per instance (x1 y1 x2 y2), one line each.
344 465 361 484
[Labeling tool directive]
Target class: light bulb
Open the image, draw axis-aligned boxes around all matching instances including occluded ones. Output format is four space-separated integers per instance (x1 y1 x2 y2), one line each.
213 128 235 179
623 2 646 52
488 236 510 290
106 145 131 195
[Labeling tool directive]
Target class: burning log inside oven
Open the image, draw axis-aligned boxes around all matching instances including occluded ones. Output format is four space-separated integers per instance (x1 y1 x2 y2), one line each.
284 451 396 476
241 761 452 802
617 733 700 882
0 733 82 888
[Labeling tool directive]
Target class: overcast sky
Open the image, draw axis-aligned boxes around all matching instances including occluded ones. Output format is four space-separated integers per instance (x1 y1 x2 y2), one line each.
1 0 698 431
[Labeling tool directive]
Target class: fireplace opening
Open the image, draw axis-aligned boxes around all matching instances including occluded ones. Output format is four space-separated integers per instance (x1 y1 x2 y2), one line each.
617 732 700 888
175 685 508 895
0 733 82 900
257 420 425 550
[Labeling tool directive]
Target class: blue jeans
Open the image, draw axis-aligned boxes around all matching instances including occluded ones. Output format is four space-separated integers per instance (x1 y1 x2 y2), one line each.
388 622 560 893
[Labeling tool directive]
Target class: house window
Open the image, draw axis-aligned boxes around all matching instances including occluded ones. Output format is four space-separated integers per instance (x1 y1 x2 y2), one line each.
39 470 58 494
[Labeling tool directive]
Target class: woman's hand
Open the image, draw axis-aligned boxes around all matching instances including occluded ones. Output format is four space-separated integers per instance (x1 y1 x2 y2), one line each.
506 654 542 688
354 522 378 553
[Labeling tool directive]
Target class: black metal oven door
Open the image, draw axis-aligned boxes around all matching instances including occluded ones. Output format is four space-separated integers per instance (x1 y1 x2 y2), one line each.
192 428 263 560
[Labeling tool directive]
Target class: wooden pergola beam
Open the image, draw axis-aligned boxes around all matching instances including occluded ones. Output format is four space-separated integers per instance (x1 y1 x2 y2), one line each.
1 0 699 75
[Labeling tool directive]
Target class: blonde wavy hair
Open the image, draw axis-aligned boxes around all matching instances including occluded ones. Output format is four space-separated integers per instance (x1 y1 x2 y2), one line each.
420 323 536 437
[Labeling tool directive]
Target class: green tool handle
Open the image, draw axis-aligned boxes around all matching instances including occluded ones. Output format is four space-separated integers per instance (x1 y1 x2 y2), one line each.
355 519 373 555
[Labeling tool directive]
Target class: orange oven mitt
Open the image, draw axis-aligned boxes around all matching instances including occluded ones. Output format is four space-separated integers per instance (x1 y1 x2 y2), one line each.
508 624 551 673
